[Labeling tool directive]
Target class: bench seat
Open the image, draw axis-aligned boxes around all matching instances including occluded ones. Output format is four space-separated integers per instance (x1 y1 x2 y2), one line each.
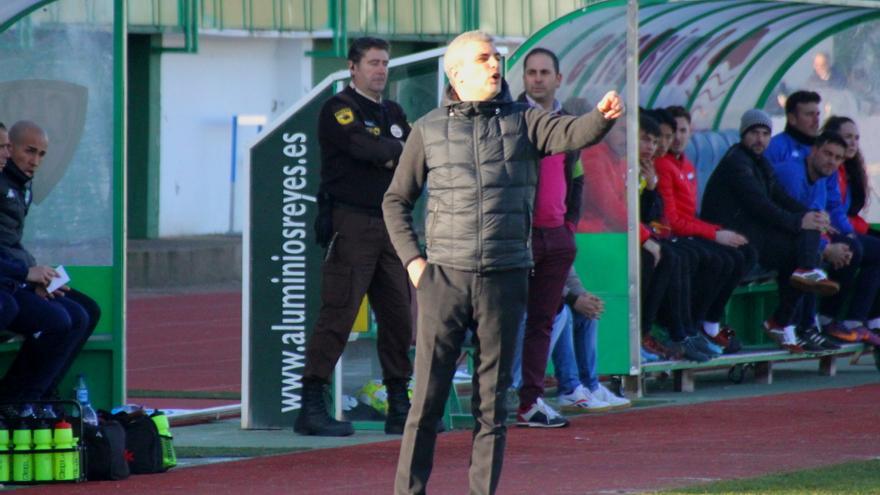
633 343 866 393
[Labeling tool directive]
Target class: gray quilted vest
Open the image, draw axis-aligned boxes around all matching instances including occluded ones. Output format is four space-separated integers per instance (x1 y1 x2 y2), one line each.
418 87 540 272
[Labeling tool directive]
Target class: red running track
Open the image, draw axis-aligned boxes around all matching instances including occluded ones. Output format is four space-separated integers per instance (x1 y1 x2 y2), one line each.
24 383 880 494
127 292 241 395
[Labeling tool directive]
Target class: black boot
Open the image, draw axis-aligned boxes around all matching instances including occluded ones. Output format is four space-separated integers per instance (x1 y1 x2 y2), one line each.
293 378 354 437
384 378 410 434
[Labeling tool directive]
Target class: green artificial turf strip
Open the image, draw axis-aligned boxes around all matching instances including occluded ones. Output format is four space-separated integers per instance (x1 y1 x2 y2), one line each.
657 459 880 494
128 389 241 400
175 446 310 458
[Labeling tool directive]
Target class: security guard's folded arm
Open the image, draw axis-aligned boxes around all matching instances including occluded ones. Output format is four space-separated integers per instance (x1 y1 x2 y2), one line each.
325 100 408 169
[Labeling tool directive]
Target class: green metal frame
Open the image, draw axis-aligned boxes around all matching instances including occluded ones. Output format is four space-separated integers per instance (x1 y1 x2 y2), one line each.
638 0 734 56
154 0 198 53
506 0 626 105
461 0 478 31
118 1 625 51
508 0 728 71
307 0 347 58
567 29 626 98
638 0 708 26
127 34 162 239
556 6 622 62
754 10 880 112
711 6 863 128
0 0 59 32
507 0 880 132
679 3 816 111
643 1 786 108
0 0 127 408
507 0 621 68
112 0 127 407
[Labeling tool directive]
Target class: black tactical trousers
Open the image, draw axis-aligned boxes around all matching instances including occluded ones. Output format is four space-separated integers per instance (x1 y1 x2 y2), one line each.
303 206 413 383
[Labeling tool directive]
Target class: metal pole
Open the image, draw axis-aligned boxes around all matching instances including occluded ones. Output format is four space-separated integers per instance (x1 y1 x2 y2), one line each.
229 115 238 233
625 0 641 380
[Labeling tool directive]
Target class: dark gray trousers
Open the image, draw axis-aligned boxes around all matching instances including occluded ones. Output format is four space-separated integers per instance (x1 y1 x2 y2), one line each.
395 264 528 495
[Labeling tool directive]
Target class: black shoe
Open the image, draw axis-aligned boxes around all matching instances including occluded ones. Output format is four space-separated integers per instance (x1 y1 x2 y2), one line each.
817 330 841 350
718 326 742 354
798 327 828 353
668 340 709 362
294 378 354 437
384 378 411 435
723 335 743 354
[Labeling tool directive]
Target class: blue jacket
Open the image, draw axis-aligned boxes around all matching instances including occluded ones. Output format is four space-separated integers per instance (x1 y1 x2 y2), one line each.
823 169 853 234
773 159 827 253
773 159 826 210
767 131 853 235
773 159 853 248
765 131 812 167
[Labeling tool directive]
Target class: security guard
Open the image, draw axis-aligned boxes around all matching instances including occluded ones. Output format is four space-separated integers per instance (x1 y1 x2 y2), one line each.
295 37 413 437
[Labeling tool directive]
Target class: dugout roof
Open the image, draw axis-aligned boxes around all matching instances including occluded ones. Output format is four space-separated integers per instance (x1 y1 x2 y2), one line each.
506 0 880 130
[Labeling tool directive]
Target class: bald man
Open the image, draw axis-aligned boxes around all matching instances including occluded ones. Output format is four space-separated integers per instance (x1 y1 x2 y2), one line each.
0 120 100 404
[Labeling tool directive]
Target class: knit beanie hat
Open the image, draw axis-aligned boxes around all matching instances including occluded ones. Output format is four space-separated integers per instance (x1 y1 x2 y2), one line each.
740 109 772 136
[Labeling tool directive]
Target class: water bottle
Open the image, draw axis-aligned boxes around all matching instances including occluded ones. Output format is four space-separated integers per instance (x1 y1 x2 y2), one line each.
18 403 34 419
111 403 144 415
36 404 57 420
52 419 75 481
32 420 52 481
11 419 32 482
74 374 99 426
0 419 10 482
151 411 177 469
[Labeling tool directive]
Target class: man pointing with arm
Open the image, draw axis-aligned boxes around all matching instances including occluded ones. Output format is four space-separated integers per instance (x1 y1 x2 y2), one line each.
383 30 622 495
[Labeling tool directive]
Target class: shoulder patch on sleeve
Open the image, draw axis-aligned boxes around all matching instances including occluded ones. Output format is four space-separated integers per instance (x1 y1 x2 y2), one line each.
334 107 354 125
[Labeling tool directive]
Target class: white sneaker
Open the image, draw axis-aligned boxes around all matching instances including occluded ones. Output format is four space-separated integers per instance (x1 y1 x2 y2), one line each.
789 268 840 296
516 397 570 427
782 325 799 346
592 383 631 410
556 385 612 413
453 367 472 382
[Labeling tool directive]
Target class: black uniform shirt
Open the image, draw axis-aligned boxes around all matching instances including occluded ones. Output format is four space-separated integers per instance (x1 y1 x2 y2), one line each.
317 85 410 211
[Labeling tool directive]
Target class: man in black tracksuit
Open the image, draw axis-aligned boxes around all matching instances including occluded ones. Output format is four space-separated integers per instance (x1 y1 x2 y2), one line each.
295 37 414 437
383 31 622 495
0 121 100 403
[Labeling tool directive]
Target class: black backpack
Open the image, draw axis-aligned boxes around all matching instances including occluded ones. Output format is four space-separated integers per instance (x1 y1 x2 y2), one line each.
112 410 167 474
83 419 130 480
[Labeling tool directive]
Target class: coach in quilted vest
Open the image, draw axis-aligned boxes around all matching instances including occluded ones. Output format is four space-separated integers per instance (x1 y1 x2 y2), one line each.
383 31 621 495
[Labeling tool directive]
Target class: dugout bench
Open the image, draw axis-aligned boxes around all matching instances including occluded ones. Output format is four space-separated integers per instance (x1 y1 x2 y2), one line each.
624 276 879 396
0 332 118 411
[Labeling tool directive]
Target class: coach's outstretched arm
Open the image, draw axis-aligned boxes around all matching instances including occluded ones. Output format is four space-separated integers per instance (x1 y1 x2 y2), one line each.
526 90 623 156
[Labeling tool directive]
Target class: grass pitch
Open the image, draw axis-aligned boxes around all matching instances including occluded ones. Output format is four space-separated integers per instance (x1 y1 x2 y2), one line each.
657 459 880 494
